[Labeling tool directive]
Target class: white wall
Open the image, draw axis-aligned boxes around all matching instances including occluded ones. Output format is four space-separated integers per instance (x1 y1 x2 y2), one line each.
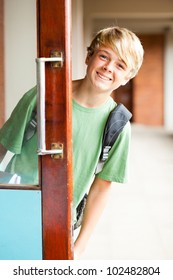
72 0 85 80
4 0 36 119
164 30 173 131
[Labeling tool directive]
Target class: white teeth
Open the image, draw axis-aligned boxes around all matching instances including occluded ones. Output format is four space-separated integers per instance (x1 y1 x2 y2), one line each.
97 72 111 81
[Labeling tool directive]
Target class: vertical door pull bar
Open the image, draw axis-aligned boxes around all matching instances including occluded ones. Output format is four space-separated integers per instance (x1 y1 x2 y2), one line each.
36 55 63 156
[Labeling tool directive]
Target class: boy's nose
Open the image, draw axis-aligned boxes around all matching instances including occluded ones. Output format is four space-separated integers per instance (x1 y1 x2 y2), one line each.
103 62 113 73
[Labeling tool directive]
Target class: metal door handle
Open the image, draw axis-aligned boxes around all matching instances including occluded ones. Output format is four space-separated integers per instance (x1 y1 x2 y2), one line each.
36 54 63 157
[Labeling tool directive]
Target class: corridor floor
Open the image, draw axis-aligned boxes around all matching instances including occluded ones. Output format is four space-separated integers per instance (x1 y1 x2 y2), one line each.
80 124 173 260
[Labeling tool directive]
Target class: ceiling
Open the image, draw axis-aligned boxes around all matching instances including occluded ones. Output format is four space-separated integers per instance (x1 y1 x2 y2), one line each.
93 17 173 34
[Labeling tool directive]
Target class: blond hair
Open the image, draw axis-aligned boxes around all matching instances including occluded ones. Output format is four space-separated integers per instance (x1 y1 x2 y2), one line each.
87 26 144 79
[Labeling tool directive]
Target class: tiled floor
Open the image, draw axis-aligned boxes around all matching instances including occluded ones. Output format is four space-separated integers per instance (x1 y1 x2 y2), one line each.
79 124 173 260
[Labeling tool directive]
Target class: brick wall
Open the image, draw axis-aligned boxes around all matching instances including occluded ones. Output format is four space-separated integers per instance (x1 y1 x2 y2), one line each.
133 34 164 126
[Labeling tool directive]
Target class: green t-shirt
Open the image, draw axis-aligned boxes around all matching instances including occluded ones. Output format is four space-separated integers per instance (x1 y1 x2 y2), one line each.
0 87 131 219
72 99 131 210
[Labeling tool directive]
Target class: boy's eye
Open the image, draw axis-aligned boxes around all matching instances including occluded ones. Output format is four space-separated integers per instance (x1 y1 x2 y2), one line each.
99 54 109 60
117 63 125 70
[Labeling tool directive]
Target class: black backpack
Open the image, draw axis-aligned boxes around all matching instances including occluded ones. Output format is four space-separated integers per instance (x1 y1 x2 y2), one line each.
74 103 132 229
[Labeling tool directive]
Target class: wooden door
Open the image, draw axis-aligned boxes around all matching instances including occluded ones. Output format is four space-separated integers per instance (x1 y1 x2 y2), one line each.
37 0 73 260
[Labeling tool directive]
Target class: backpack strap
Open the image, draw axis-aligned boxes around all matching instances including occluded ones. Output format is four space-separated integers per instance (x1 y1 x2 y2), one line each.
95 103 132 174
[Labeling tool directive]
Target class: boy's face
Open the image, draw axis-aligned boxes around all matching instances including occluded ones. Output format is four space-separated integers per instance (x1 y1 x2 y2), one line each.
85 46 131 94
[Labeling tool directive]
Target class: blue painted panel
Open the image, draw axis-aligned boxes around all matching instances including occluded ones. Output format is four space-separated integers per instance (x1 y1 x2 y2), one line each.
0 189 42 260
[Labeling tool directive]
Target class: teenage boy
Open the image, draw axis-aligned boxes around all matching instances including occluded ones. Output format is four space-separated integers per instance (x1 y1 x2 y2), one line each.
73 26 144 258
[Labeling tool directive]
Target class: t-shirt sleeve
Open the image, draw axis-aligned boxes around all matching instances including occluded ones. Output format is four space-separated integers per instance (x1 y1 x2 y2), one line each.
0 86 37 154
96 121 131 183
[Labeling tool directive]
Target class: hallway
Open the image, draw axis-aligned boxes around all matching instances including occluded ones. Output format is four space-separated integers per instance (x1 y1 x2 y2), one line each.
80 124 173 260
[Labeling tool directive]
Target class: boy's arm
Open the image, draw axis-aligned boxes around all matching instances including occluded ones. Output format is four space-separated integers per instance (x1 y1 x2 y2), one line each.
74 177 112 259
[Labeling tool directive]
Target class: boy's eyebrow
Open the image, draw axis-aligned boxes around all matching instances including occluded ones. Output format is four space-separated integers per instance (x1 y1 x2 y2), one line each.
97 49 110 55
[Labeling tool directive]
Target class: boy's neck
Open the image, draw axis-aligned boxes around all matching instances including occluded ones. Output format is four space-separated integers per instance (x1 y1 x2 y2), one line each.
72 78 111 108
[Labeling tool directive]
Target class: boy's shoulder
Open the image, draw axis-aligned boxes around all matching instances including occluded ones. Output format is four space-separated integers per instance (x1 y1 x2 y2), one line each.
0 86 37 154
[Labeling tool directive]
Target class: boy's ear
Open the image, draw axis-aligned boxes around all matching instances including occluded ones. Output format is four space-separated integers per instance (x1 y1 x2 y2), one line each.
85 54 90 65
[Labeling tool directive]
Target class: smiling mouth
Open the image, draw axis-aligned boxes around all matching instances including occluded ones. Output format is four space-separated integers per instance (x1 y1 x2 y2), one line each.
96 72 112 81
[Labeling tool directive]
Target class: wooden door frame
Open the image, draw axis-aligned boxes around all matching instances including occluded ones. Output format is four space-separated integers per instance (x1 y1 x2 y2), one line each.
37 0 73 260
